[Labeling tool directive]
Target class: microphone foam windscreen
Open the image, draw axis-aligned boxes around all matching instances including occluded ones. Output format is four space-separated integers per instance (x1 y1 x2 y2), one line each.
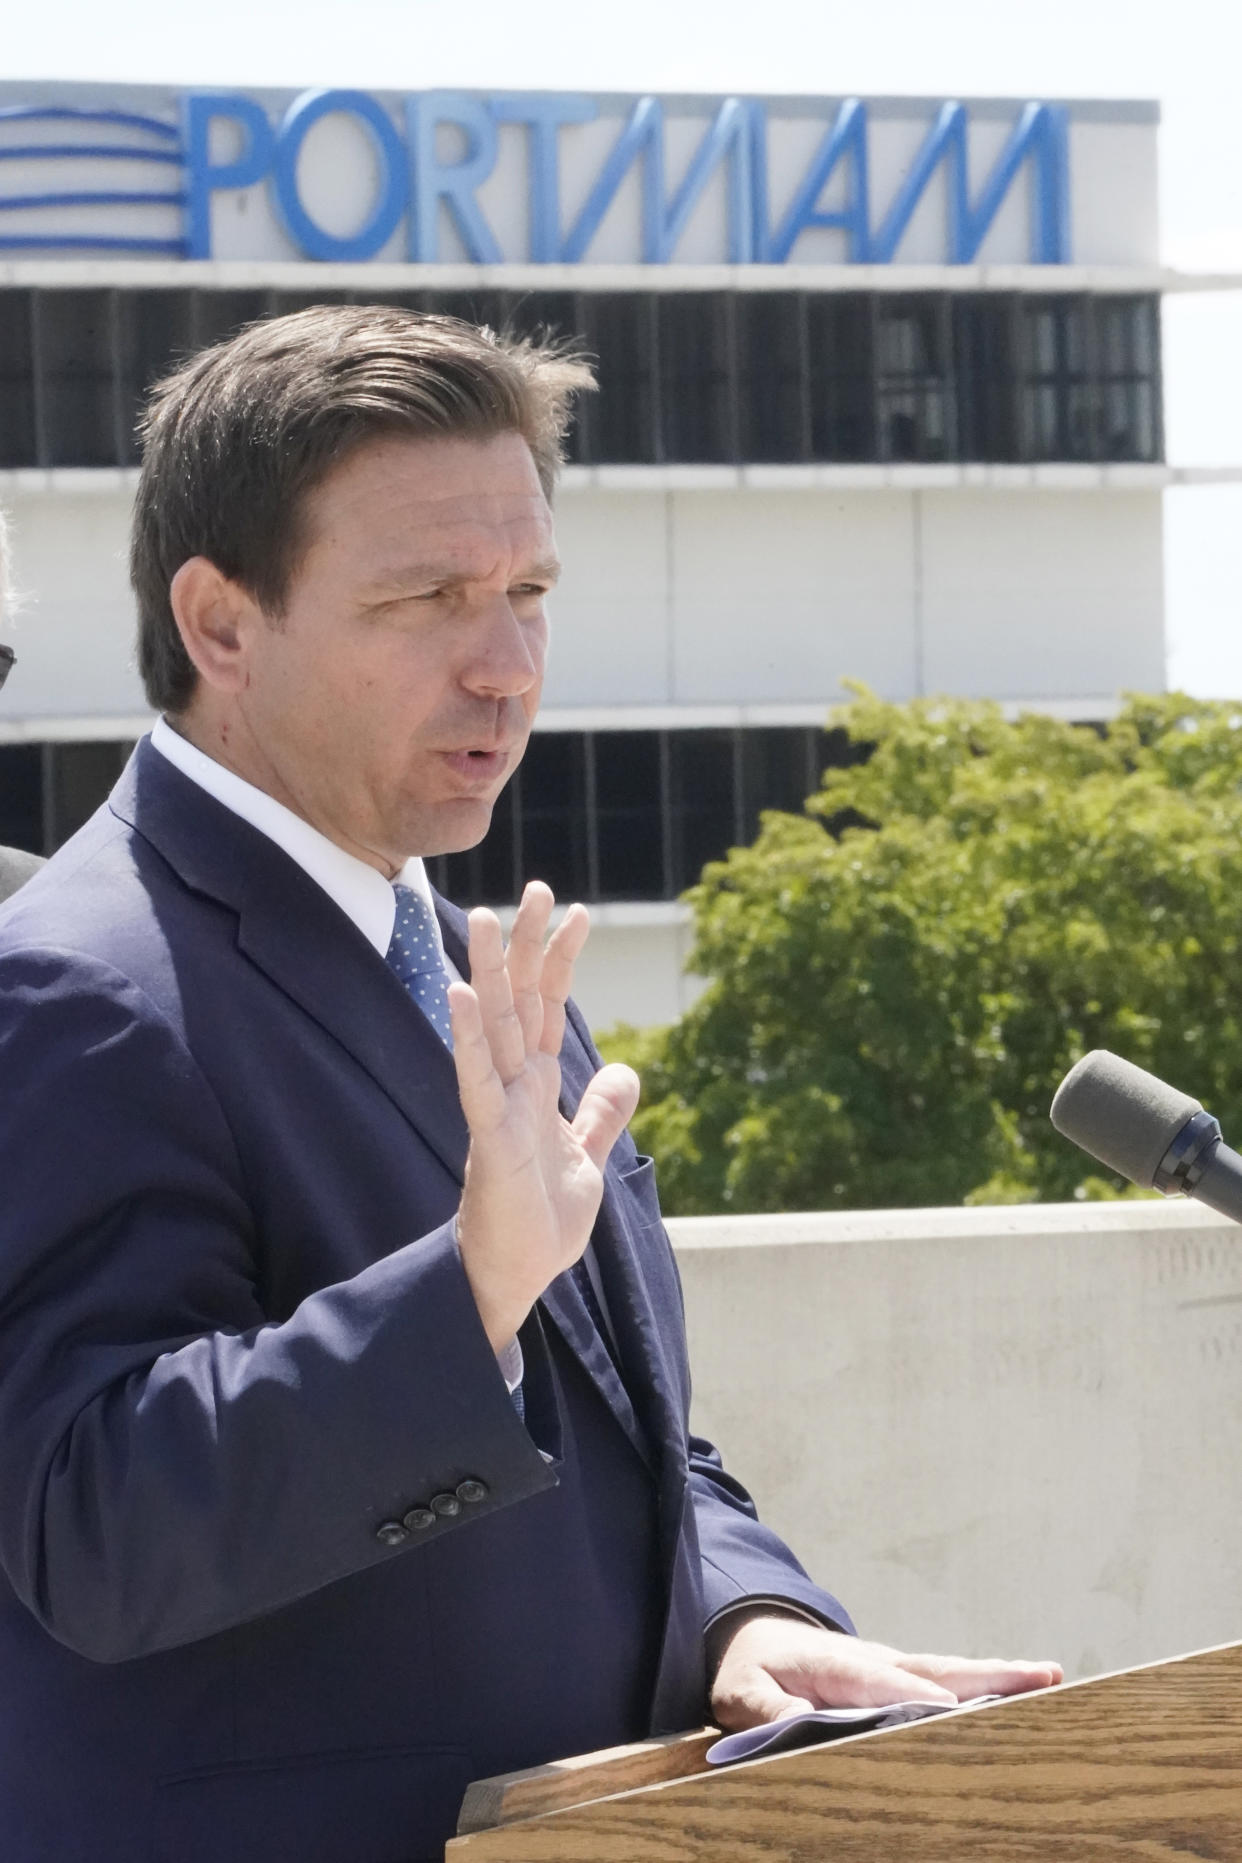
1049 1050 1202 1187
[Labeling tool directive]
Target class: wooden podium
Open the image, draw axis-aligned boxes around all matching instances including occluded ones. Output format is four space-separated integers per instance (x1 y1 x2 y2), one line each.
447 1639 1242 1860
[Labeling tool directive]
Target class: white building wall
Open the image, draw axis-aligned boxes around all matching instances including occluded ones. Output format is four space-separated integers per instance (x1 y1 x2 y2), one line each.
919 489 1167 699
669 1200 1242 1683
3 483 145 728
547 485 1165 713
1 482 1166 733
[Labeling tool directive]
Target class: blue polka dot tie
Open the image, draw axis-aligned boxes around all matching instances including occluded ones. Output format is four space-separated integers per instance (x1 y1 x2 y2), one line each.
385 884 454 1050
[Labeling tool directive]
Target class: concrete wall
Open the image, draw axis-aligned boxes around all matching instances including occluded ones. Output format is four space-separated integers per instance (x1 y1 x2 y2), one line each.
667 1199 1242 1682
548 486 1166 711
0 481 1166 733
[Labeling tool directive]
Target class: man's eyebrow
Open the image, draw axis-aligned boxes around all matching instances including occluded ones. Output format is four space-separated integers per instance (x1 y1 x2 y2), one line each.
365 556 562 593
521 557 563 586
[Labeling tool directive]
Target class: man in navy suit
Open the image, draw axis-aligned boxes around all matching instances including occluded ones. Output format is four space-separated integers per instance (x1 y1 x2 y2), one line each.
0 307 1058 1862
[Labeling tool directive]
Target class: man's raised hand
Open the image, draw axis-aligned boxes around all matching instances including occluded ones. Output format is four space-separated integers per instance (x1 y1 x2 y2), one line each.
450 882 640 1353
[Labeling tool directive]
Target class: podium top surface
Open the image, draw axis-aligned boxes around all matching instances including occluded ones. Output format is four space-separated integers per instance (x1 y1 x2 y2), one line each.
448 1638 1242 1862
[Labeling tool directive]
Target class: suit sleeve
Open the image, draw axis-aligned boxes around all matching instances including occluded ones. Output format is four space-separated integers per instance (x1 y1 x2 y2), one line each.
688 1441 855 1637
564 1001 856 1641
0 946 556 1664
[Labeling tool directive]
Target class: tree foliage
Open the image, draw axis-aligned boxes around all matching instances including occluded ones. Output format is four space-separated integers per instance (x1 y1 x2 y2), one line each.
601 689 1242 1213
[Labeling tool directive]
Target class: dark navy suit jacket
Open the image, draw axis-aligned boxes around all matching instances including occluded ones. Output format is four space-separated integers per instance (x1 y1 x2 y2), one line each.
0 739 851 1863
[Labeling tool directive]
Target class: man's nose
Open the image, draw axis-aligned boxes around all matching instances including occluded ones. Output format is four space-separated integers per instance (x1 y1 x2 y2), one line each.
462 597 543 697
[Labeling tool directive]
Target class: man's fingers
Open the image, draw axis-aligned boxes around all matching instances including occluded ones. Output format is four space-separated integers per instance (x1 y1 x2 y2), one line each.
902 1655 1062 1699
570 1064 640 1171
466 907 526 1083
847 1662 957 1709
537 903 590 1055
505 882 555 1049
447 982 507 1135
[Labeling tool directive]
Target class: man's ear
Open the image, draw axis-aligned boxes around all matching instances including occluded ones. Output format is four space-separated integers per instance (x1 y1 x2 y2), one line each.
169 557 260 694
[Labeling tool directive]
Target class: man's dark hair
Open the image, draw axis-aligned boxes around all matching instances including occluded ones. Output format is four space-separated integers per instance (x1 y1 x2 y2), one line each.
130 304 594 713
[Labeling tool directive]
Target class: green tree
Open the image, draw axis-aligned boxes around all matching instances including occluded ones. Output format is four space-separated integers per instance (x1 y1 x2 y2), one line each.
601 689 1242 1213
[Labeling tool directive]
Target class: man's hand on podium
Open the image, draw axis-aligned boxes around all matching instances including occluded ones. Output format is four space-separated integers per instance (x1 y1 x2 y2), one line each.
708 1610 1063 1731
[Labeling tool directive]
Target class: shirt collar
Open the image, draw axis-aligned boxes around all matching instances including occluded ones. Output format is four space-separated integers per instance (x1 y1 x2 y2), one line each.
150 717 442 962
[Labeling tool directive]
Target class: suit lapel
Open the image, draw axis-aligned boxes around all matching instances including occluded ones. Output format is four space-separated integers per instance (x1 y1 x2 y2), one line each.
114 740 469 1187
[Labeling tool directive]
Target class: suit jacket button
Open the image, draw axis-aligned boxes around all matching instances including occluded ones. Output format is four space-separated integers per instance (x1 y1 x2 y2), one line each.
375 1520 408 1547
430 1491 462 1518
403 1506 437 1532
456 1479 489 1505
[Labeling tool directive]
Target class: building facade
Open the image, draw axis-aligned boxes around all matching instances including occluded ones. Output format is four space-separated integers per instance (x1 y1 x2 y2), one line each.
0 84 1205 1023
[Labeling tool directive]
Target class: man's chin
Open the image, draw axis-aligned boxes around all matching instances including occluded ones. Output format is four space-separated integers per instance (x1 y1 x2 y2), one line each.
410 797 495 861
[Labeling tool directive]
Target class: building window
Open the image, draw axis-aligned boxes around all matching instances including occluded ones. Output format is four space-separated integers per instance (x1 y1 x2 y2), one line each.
0 740 133 855
577 292 659 464
735 293 809 463
0 291 37 469
10 728 847 902
1094 297 1161 462
806 294 875 461
665 728 739 893
874 295 955 463
35 289 119 467
0 286 1163 472
1019 296 1094 460
953 296 1018 462
0 743 43 853
657 293 737 463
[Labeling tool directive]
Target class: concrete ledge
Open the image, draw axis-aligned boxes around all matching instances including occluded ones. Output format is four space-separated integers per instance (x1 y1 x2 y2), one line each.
667 1197 1242 1682
666 1196 1235 1249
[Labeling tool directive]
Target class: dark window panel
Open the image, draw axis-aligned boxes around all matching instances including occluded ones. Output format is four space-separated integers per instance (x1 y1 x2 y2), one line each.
515 731 591 899
0 743 43 852
420 289 514 334
953 295 1017 462
874 295 955 462
592 729 664 900
738 727 822 841
264 290 347 319
1091 297 1162 463
657 293 736 463
1018 296 1096 461
578 293 659 464
666 729 738 892
345 289 429 312
190 290 268 351
503 291 582 343
115 290 196 464
45 741 131 849
0 291 36 467
35 289 119 466
806 294 875 461
735 293 808 462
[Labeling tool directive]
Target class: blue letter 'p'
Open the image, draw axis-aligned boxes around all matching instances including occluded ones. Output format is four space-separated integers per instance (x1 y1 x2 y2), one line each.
183 94 275 259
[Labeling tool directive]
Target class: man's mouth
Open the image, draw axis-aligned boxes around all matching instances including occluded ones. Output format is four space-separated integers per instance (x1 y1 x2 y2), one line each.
439 746 510 782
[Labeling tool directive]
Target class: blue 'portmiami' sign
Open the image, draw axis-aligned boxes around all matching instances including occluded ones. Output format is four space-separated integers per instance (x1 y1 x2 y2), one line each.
0 88 1088 267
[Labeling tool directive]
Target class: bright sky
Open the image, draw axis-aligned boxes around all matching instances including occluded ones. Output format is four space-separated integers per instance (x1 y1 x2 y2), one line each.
6 0 1242 693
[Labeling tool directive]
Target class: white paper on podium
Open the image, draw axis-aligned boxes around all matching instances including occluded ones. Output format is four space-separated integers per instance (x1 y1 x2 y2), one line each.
705 1694 1004 1765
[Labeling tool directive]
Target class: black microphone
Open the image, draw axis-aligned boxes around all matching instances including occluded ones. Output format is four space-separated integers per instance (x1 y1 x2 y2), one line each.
1050 1050 1242 1224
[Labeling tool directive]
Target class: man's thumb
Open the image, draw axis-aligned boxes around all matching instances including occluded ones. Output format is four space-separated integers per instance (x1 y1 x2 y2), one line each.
571 1064 641 1170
